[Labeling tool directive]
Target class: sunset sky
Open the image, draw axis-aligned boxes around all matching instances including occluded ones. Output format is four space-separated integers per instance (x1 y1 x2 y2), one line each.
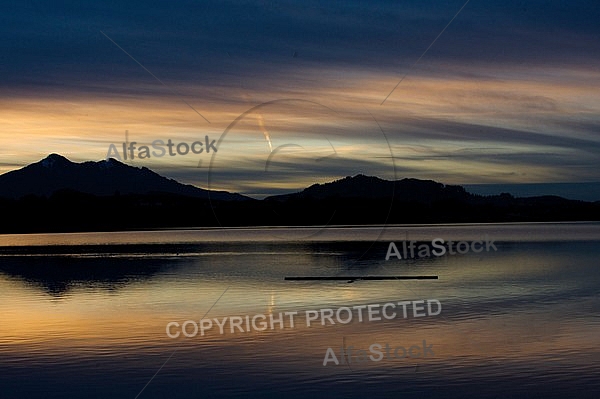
1 0 599 198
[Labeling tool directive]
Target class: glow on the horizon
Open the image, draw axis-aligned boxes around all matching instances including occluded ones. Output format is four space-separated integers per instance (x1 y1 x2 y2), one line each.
0 64 598 194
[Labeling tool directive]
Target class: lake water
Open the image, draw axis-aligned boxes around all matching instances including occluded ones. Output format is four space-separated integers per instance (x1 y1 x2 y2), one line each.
0 223 599 398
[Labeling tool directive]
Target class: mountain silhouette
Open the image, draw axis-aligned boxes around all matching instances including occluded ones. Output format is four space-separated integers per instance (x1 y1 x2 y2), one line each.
0 154 248 201
266 174 470 203
0 154 598 233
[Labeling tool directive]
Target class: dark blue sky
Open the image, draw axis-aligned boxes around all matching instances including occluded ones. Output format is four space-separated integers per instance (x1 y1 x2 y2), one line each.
1 0 598 90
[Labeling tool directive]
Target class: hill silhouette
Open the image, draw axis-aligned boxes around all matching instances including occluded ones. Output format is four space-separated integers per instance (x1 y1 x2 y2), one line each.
266 174 470 203
0 155 598 233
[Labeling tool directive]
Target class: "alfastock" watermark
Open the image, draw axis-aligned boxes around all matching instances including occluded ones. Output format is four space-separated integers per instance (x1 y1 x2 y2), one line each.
106 136 217 161
386 236 497 260
323 340 435 365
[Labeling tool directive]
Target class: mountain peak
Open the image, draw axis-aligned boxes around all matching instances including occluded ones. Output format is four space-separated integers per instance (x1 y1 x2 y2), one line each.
39 153 73 168
96 157 127 169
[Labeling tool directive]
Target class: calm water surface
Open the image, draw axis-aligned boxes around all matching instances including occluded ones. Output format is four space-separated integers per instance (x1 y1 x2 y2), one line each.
0 223 599 398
